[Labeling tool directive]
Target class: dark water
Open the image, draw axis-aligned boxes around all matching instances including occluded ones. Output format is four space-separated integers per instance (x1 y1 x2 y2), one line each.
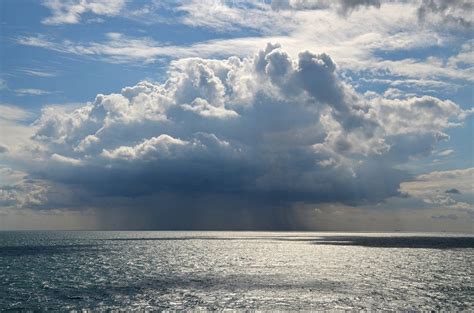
1 231 473 310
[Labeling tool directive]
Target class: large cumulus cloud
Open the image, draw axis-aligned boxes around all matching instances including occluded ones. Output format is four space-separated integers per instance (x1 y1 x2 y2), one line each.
2 43 471 228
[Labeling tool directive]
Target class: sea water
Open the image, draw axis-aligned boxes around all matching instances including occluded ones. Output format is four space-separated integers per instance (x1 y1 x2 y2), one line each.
1 231 473 310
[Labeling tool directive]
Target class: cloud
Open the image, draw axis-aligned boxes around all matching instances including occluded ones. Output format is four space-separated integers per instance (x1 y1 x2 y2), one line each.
177 0 296 34
271 0 471 28
0 167 49 209
0 105 36 161
17 1 473 95
51 153 83 165
14 88 52 96
369 96 468 136
290 0 382 16
101 134 191 161
41 0 126 25
18 69 58 77
17 32 272 64
438 149 454 156
2 43 471 229
0 104 33 121
267 0 381 14
417 0 473 29
400 167 473 211
337 0 381 14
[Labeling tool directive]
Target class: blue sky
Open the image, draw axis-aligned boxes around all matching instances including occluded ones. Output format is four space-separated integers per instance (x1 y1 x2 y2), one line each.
0 0 473 231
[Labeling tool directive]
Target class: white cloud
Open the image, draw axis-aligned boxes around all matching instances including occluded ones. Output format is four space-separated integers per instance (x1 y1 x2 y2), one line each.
51 153 83 165
101 134 189 160
383 88 403 99
18 1 473 94
18 68 58 77
438 149 454 157
41 0 126 25
362 78 459 91
369 96 468 136
14 88 52 96
177 0 297 34
0 105 37 159
0 104 33 121
16 35 53 49
181 98 239 119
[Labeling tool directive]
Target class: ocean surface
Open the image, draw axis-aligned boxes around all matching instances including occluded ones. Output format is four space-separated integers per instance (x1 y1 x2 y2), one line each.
1 231 473 311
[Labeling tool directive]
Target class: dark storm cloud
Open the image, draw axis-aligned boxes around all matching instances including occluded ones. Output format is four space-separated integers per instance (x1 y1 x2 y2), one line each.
2 43 471 229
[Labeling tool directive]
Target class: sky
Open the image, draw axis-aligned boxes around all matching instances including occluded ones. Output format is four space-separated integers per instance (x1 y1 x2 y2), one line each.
0 0 472 231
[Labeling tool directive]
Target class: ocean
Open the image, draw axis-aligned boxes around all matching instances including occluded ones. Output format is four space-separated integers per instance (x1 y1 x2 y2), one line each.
1 231 473 311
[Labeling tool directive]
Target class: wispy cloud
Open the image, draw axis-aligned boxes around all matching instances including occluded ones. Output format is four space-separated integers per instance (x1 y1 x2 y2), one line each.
17 1 473 92
41 0 126 25
18 68 58 77
14 88 52 96
0 104 33 121
438 149 454 157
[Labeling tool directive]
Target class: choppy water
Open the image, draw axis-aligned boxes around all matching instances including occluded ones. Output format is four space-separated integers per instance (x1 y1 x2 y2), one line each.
1 231 473 311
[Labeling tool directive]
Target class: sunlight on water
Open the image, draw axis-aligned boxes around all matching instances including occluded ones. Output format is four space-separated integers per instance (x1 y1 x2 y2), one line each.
1 231 473 310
